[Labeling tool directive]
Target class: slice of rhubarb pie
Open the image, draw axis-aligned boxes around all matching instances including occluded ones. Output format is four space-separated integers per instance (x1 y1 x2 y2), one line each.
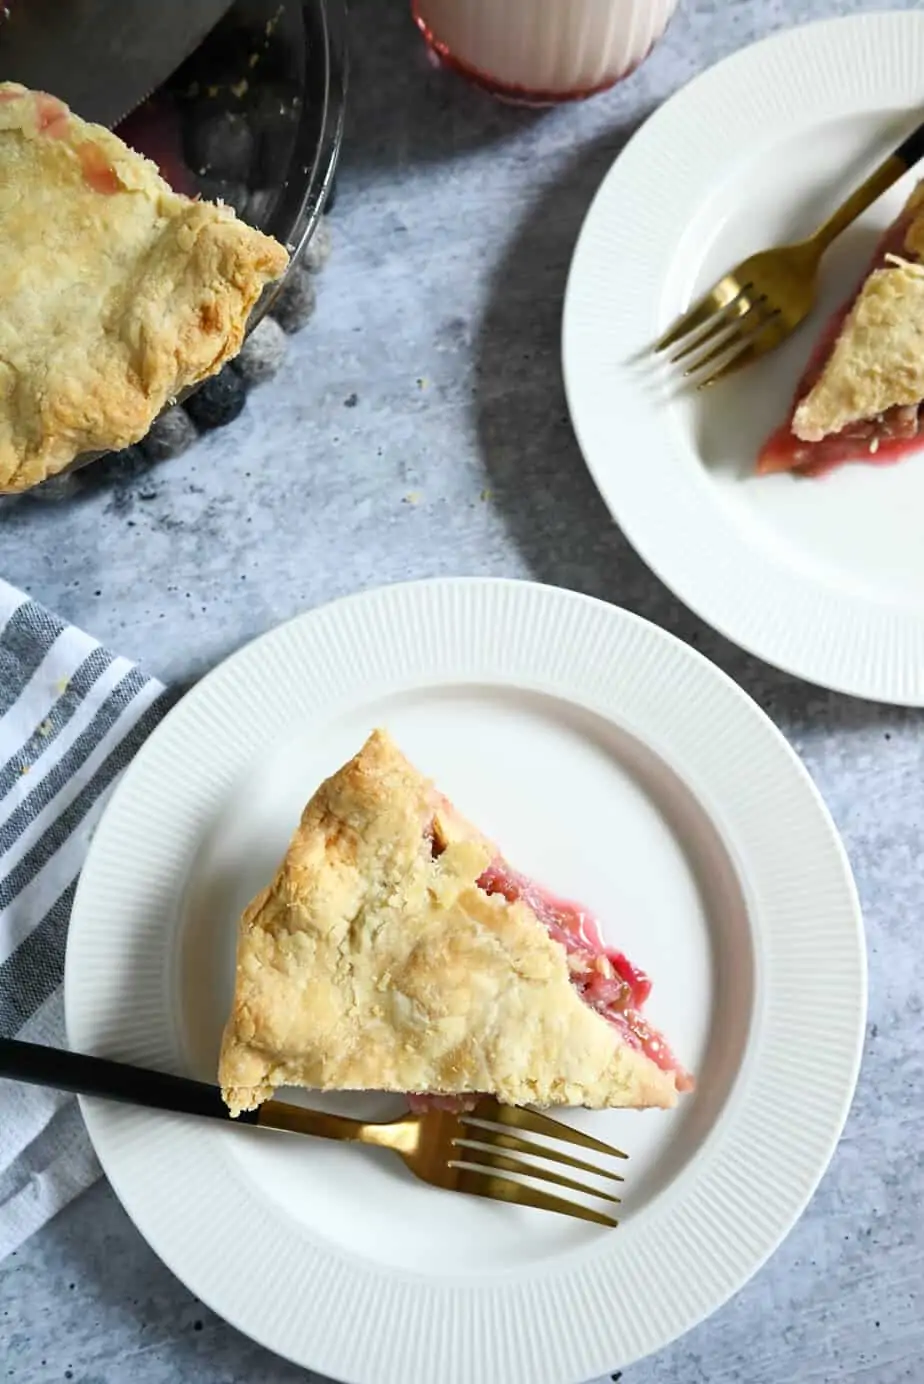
219 729 692 1117
758 182 924 477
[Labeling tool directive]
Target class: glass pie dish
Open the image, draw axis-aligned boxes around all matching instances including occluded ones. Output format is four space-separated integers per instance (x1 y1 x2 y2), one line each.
54 0 347 478
121 0 348 325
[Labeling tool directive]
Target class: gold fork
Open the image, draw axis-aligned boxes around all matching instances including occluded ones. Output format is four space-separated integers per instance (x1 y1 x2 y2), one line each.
260 1094 627 1227
1 1039 627 1228
655 117 924 387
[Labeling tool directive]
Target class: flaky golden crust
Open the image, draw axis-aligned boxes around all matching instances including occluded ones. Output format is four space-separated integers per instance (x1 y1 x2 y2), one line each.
793 184 924 443
219 729 679 1117
0 83 289 492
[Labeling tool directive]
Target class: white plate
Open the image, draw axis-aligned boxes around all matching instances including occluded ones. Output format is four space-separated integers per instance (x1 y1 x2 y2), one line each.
65 579 864 1384
563 11 924 704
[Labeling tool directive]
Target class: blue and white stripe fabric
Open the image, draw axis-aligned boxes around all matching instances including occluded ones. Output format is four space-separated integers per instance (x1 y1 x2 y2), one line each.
0 580 167 1259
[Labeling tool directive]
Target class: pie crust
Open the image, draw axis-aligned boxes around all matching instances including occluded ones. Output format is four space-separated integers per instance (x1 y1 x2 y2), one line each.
219 729 685 1116
0 83 289 493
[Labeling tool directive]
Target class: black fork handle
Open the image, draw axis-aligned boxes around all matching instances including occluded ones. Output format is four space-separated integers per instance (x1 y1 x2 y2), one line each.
896 119 924 171
813 115 924 252
0 1037 257 1124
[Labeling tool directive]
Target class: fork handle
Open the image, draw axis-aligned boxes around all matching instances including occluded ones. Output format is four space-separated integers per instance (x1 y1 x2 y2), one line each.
895 120 924 172
0 1037 259 1125
256 1099 384 1143
1 1037 393 1143
812 118 924 252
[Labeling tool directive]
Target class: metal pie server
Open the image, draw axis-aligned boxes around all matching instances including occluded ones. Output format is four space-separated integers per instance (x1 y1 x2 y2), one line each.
0 0 235 128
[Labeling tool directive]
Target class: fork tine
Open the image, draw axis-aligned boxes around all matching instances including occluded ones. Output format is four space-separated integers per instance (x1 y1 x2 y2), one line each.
456 1164 619 1228
669 291 760 364
653 278 743 353
474 1100 628 1159
452 1144 621 1204
696 336 776 390
683 307 781 379
460 1122 624 1182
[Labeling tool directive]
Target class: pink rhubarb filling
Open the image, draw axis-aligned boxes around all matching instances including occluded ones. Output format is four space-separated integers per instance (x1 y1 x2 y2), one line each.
408 847 692 1111
2 88 122 194
477 861 688 1083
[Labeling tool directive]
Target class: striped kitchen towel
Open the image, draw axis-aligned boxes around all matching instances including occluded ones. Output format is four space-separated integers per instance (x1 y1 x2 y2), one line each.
0 579 169 1260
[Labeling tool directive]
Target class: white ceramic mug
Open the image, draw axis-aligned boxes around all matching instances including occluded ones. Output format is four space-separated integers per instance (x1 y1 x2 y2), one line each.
412 0 680 103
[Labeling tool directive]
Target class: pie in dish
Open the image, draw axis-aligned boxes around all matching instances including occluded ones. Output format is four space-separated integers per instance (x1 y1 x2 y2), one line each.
219 729 692 1117
0 82 289 493
758 182 924 477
